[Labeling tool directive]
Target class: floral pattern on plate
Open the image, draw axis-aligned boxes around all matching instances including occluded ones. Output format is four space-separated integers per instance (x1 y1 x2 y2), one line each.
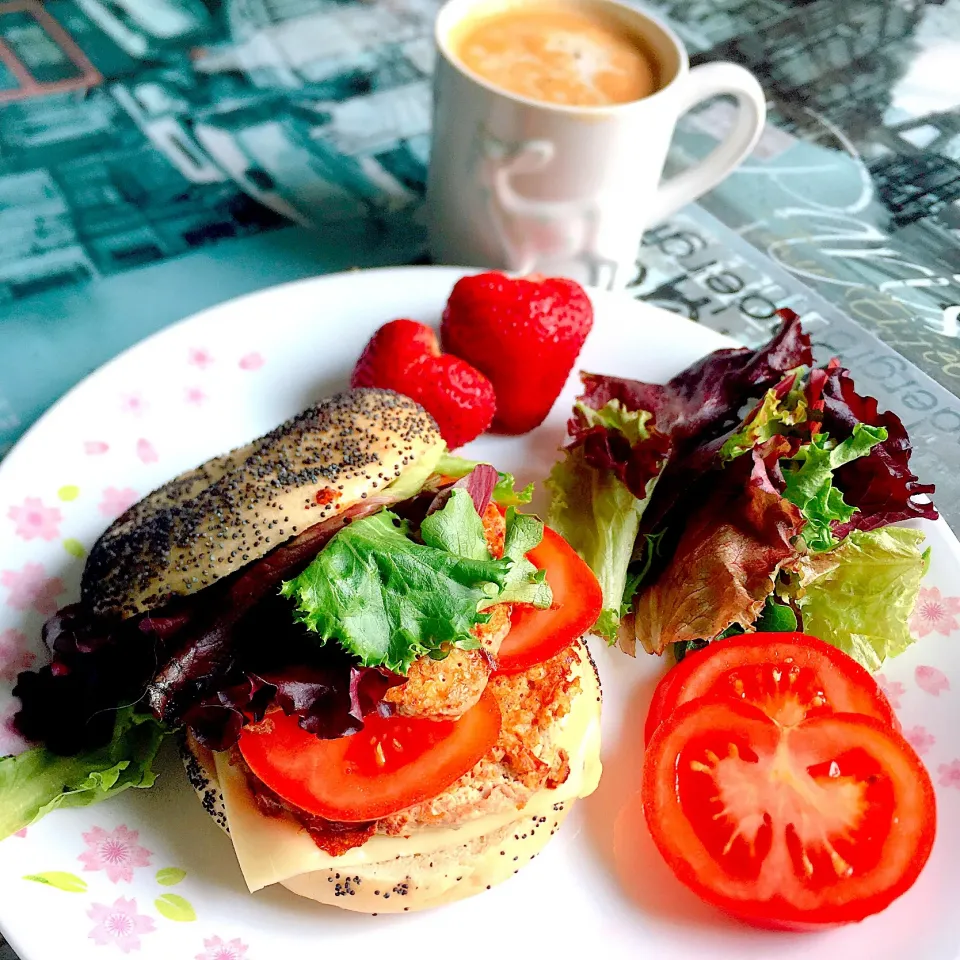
911 586 960 638
7 499 62 542
87 898 156 954
0 564 64 615
98 487 139 520
80 828 153 885
0 628 35 681
195 937 248 960
915 665 951 696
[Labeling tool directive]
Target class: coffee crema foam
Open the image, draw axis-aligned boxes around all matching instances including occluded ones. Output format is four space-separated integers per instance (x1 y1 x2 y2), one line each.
451 5 659 107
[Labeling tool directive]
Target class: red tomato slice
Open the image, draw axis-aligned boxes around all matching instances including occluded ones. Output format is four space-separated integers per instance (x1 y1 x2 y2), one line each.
238 689 501 822
496 524 603 674
644 632 898 744
641 699 936 928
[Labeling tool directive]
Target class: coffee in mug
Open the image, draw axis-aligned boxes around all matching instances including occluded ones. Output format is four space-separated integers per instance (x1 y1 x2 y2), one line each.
428 0 767 288
449 3 660 107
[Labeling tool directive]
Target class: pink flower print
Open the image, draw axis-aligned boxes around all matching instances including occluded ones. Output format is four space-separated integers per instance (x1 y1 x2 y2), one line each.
0 628 35 681
88 898 155 953
904 725 936 756
120 394 147 417
196 937 249 960
136 439 158 464
99 487 138 520
0 703 27 755
8 497 62 542
189 348 214 369
915 665 950 696
875 673 905 710
85 441 110 455
938 760 960 789
1 563 65 615
14 828 27 838
239 352 264 371
186 387 207 406
910 586 960 638
80 826 152 883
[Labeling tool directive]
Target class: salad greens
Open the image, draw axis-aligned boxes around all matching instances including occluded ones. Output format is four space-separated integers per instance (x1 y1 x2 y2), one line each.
421 486 493 561
435 452 534 506
546 401 664 640
720 381 808 460
282 489 551 674
781 425 887 552
631 453 803 655
794 527 929 672
674 596 798 661
547 310 936 671
496 507 552 609
0 708 166 839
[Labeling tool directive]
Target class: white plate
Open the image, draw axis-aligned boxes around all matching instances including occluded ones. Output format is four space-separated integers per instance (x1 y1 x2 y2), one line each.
1 266 958 960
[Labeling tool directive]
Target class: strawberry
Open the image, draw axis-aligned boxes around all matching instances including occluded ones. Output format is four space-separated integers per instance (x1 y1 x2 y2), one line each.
351 319 495 449
441 273 593 434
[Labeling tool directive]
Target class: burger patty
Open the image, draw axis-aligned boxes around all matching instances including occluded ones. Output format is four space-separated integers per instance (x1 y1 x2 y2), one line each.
382 604 512 720
239 641 585 855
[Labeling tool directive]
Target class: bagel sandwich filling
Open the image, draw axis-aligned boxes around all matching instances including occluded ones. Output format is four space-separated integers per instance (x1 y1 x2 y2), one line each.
0 388 603 910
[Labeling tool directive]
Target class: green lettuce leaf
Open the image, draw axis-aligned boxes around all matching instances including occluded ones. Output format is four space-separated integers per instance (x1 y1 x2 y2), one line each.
547 444 657 642
493 507 552 608
720 382 808 461
784 425 887 551
420 488 490 561
283 495 551 673
283 510 511 672
796 526 927 671
547 398 666 640
575 398 658 446
621 532 666 616
434 453 533 505
0 708 166 840
754 595 799 632
427 496 552 608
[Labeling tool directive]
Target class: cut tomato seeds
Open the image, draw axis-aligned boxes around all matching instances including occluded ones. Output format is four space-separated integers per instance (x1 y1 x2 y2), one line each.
640 636 936 928
239 689 501 822
644 632 898 744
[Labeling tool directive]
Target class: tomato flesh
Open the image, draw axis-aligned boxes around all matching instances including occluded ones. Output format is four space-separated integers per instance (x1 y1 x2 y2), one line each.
238 688 501 822
496 524 603 673
642 699 936 927
644 632 898 744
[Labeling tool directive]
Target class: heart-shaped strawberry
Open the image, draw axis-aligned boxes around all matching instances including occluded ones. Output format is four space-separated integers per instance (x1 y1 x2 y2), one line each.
441 272 593 434
351 319 496 449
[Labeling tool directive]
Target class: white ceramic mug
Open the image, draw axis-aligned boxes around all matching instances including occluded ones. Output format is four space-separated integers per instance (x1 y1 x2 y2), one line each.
426 0 767 289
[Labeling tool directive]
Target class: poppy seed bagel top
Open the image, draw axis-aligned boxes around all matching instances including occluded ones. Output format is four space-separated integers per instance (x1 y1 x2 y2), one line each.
81 388 442 619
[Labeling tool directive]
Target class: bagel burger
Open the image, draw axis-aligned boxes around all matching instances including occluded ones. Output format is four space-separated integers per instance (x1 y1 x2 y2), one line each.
6 388 603 913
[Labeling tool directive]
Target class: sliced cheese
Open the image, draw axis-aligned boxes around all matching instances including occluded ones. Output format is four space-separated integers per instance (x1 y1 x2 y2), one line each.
216 658 602 892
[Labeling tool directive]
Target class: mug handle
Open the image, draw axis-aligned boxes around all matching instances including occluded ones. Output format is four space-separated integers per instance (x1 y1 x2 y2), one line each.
644 62 767 225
